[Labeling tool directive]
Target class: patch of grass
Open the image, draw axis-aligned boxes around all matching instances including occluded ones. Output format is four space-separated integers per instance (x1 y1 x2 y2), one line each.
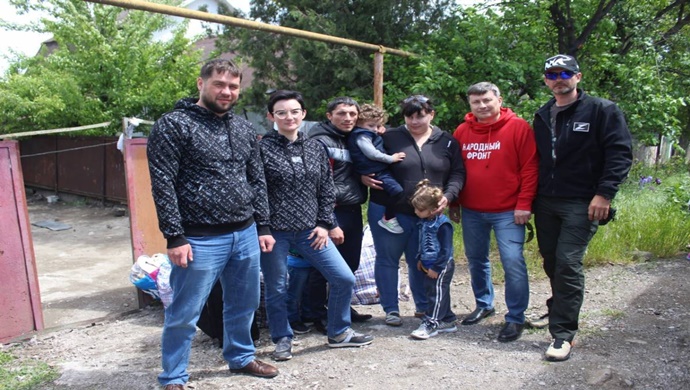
587 173 690 264
601 308 625 320
0 350 58 390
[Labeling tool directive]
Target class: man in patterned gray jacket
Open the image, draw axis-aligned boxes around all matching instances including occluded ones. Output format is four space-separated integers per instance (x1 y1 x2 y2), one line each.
148 59 279 389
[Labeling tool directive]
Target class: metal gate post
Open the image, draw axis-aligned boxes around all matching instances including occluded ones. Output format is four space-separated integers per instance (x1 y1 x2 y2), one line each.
123 138 167 308
0 140 44 342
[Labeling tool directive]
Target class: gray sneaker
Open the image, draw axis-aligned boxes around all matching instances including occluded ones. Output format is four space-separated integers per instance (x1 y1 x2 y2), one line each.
385 311 403 326
436 320 458 333
410 322 438 340
527 313 549 329
272 337 292 361
328 328 374 348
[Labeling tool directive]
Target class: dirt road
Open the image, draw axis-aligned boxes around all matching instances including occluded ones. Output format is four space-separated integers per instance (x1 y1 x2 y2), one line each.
7 199 690 389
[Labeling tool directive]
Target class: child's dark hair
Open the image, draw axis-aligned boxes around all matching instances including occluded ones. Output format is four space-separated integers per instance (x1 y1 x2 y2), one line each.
410 179 444 212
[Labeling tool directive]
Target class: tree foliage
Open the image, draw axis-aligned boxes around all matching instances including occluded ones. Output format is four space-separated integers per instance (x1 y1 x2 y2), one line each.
385 0 690 143
217 0 689 144
216 0 455 118
0 0 201 135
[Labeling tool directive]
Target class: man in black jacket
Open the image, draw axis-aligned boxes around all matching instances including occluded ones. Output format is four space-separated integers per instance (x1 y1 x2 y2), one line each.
148 59 279 388
533 54 633 362
302 97 372 329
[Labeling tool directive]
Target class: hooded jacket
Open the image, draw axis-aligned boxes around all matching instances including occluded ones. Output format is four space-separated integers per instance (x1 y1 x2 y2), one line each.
147 98 270 248
452 107 538 212
533 90 633 200
369 125 465 216
258 131 337 232
307 121 367 207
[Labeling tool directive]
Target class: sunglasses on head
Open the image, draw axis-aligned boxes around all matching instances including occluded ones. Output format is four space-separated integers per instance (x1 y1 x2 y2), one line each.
544 70 576 80
403 95 430 104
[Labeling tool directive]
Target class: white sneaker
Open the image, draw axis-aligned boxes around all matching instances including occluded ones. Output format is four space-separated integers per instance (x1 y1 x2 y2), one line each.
436 320 458 333
378 217 404 234
545 339 572 361
411 322 438 340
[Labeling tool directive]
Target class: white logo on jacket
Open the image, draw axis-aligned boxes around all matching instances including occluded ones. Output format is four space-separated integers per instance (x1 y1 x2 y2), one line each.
573 122 590 132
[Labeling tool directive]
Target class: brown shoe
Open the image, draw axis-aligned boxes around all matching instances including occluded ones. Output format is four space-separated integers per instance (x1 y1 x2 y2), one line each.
230 359 279 378
163 385 185 390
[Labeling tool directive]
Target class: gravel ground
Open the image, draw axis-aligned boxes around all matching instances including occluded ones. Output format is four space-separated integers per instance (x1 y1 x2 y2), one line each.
4 256 690 390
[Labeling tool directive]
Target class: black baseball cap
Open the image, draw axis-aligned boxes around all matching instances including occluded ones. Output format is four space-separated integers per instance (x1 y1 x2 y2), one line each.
544 54 580 73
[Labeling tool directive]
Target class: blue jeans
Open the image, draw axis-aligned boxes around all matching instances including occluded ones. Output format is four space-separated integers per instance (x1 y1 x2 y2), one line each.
158 225 260 386
461 208 529 324
286 265 311 323
302 204 363 322
368 202 428 315
261 229 355 341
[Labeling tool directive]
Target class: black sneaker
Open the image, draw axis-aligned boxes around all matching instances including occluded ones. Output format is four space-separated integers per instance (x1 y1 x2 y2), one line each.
290 321 311 334
351 307 373 322
327 328 374 348
303 318 327 335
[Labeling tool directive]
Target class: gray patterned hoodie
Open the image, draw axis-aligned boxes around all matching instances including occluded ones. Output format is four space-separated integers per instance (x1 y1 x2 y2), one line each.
258 131 337 232
147 98 270 248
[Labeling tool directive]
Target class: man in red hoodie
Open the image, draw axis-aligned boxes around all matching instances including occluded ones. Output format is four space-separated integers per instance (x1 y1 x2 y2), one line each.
449 82 538 342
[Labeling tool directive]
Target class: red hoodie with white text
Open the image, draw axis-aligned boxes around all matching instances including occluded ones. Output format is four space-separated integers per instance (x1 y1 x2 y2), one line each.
452 107 538 212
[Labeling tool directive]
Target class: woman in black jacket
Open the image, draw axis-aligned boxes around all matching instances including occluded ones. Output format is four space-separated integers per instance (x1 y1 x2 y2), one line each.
365 95 465 327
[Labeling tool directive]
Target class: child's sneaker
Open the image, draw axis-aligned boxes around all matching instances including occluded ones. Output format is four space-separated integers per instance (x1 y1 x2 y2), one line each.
436 320 458 333
410 322 438 340
378 217 404 234
328 328 374 348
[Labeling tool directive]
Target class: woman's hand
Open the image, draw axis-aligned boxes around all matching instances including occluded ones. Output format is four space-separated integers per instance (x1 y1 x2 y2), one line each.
433 195 449 215
361 174 383 190
329 226 344 245
309 226 330 250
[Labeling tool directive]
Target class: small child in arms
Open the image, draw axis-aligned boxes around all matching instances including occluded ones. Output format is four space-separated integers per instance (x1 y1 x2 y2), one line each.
348 103 405 234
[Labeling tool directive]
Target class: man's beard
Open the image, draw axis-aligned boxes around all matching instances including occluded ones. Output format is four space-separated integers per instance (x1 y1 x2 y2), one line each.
201 94 233 114
552 85 575 95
